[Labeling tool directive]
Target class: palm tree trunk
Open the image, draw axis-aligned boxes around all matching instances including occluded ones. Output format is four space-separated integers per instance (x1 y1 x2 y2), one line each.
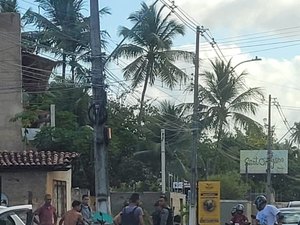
138 73 150 125
215 122 224 174
138 61 153 125
217 122 223 147
71 66 75 83
62 53 66 80
71 56 76 83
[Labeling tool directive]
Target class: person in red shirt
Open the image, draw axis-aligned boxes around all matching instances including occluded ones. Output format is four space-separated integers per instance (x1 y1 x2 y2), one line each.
230 204 249 225
34 194 58 225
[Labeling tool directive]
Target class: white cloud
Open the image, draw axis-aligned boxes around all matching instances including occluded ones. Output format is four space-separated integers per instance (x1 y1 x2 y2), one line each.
142 43 300 140
177 0 300 34
245 56 300 138
107 0 300 141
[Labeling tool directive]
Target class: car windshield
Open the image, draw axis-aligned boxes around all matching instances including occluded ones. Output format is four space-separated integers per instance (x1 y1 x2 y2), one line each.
282 212 300 224
0 208 32 225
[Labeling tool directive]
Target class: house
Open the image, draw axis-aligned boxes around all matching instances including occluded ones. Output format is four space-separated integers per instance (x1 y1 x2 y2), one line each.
0 12 78 214
0 150 78 215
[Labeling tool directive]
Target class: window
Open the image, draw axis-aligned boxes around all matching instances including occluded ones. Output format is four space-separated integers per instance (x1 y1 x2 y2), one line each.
0 214 14 225
53 180 67 217
0 208 32 225
282 212 300 224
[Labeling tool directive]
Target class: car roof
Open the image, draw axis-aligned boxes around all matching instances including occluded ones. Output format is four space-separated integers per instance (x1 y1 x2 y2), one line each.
0 205 32 214
288 201 300 206
280 207 300 211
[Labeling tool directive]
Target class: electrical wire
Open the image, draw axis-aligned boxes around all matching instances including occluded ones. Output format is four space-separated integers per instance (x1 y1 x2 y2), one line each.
4 0 300 155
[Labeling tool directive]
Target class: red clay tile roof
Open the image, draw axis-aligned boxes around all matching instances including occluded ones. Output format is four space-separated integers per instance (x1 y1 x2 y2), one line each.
0 150 79 170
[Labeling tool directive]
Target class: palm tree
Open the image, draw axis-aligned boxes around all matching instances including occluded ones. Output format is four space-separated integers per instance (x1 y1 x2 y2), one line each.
0 0 18 12
291 122 300 147
200 59 264 147
22 0 91 81
134 101 191 179
113 2 194 123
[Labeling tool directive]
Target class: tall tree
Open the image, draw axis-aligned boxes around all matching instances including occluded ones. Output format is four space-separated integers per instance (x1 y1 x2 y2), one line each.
0 0 18 12
113 2 193 123
22 0 92 81
200 59 264 149
134 101 191 179
291 122 300 147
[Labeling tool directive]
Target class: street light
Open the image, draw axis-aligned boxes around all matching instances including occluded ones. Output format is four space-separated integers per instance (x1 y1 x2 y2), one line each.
230 56 262 72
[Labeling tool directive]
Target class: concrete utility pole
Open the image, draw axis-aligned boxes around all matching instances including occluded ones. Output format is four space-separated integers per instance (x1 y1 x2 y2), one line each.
50 104 55 127
90 0 109 213
189 26 201 225
161 129 166 193
266 94 272 203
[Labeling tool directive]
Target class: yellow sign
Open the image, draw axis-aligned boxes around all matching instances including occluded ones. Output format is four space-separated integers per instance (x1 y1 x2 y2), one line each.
198 181 220 225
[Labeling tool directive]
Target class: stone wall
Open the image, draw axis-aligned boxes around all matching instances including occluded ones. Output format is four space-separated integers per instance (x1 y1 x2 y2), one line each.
0 171 47 210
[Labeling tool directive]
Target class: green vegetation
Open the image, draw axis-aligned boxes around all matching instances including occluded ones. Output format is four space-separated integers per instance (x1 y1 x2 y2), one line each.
6 0 300 200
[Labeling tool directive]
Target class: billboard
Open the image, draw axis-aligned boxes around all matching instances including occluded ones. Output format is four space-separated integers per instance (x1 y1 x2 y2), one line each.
240 150 288 174
198 181 220 225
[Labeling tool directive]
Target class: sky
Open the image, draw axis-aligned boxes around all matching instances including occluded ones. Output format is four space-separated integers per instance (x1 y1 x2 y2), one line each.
18 0 300 142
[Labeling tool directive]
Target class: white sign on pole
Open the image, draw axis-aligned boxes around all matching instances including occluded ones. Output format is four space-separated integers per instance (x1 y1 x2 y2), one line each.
173 182 183 189
240 150 288 174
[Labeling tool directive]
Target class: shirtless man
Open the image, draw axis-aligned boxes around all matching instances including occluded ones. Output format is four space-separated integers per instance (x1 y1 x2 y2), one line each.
59 201 84 225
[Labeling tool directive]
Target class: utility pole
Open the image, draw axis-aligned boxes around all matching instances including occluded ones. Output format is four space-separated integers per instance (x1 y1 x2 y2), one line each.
189 26 201 225
50 104 55 127
245 162 249 185
90 0 109 213
266 94 272 203
161 129 166 193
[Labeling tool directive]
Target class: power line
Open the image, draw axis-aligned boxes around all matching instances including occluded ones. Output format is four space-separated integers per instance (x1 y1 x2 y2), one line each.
274 99 292 133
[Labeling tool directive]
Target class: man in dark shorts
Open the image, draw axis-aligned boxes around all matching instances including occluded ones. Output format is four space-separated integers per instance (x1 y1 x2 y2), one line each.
34 194 58 225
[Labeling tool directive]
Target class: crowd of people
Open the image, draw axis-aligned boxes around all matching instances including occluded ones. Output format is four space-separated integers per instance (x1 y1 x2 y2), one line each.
34 194 92 225
33 193 283 225
33 193 176 225
113 193 177 225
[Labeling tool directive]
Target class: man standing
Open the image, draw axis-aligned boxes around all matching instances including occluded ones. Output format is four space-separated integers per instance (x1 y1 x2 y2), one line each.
59 200 84 225
255 195 283 225
151 201 161 225
34 194 57 225
113 193 144 225
80 195 92 225
158 195 173 225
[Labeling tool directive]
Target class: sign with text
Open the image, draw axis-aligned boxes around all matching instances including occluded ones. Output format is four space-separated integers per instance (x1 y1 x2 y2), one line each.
198 181 220 225
240 150 288 174
173 182 183 189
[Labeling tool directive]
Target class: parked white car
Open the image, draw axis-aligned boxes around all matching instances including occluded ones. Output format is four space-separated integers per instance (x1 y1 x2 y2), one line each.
280 207 300 225
0 205 32 225
287 202 300 208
